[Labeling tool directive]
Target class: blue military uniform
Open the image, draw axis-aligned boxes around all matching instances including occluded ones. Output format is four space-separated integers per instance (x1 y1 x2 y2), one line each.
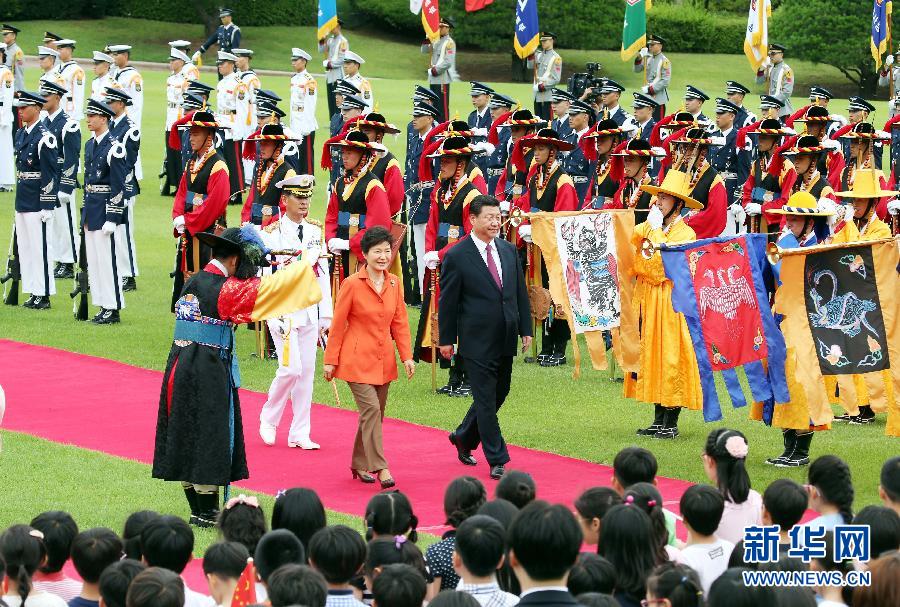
709 98 751 209
105 86 141 285
199 20 240 56
467 81 494 175
563 101 598 205
841 98 883 169
484 93 515 195
407 101 440 302
550 89 575 141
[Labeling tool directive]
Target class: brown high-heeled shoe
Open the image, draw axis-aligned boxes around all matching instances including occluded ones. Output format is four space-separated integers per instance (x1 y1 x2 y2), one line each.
351 469 376 484
377 469 395 489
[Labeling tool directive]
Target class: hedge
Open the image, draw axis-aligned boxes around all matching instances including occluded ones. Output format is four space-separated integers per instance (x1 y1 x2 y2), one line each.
4 0 112 20
348 0 746 54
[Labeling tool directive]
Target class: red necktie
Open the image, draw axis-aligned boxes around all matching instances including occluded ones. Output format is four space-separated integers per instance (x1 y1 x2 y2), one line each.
485 243 502 289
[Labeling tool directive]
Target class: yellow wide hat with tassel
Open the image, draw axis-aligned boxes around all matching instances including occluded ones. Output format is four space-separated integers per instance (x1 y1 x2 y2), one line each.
835 168 899 199
640 170 703 210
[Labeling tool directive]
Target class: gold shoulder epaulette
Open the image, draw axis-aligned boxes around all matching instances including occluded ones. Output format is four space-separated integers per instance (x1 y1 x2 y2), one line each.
306 218 323 227
263 220 280 233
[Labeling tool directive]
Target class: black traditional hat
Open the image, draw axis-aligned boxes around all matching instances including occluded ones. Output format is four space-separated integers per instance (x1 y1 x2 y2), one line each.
247 123 298 141
427 135 482 158
357 112 401 134
178 110 219 129
584 119 626 139
520 128 575 151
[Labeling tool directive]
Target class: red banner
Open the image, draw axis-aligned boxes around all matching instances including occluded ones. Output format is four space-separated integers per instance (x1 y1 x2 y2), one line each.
466 0 494 11
423 0 441 42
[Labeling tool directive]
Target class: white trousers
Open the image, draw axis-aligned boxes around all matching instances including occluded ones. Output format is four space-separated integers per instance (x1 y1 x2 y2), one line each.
114 199 139 277
85 229 124 310
0 124 13 186
260 320 318 444
413 223 426 296
14 212 55 297
242 157 254 187
51 201 79 264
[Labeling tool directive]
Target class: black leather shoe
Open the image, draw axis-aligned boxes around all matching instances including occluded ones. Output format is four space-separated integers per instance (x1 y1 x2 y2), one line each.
490 464 505 480
31 296 51 310
91 309 106 322
437 383 457 395
55 263 74 279
449 433 477 466
93 309 120 324
451 383 471 398
122 277 137 292
22 295 37 309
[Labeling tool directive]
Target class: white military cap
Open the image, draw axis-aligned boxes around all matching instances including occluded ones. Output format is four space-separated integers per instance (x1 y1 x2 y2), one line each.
37 46 60 58
217 51 238 63
343 50 365 64
92 50 114 63
291 47 311 61
168 39 192 49
169 48 190 62
107 44 132 53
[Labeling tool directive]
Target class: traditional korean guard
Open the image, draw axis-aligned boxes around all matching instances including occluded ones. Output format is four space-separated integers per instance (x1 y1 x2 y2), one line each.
240 123 298 228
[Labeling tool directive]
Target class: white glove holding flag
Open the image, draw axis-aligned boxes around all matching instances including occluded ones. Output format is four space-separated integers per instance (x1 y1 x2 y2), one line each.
639 47 651 59
423 250 440 269
729 203 746 225
760 57 772 70
641 85 650 95
323 60 330 69
39 209 53 223
517 224 532 243
173 215 185 235
647 205 664 230
499 200 511 213
532 83 540 93
887 198 900 215
57 191 73 205
101 221 116 235
745 202 762 216
887 55 896 67
192 51 201 63
327 238 349 253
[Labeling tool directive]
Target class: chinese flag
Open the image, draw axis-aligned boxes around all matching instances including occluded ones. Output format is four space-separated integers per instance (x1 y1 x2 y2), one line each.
466 0 494 11
422 0 441 42
230 558 257 607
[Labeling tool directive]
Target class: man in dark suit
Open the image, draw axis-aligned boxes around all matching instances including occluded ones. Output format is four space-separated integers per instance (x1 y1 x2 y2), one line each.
439 195 532 480
508 501 582 607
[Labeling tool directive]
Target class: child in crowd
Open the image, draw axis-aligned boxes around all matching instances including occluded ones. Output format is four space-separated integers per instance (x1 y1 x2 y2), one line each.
272 488 327 550
761 478 808 549
254 530 307 595
597 505 657 607
364 537 429 605
706 568 775 607
69 528 124 607
0 525 67 607
852 506 900 560
494 471 536 509
138 515 208 607
124 568 184 607
623 483 679 562
308 525 368 607
364 492 418 542
574 488 622 547
452 515 518 607
217 494 267 555
266 564 328 607
806 455 854 530
475 499 521 595
428 591 481 607
29 512 80 601
677 485 734 595
810 531 853 607
572 594 618 607
426 476 487 594
371 564 426 607
611 447 677 545
566 554 615 597
702 429 761 545
202 542 250 607
120 512 159 562
879 455 900 516
97 560 146 607
644 562 703 607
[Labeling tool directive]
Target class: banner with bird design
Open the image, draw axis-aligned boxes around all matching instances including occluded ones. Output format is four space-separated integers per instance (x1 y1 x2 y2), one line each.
660 234 789 422
776 238 899 436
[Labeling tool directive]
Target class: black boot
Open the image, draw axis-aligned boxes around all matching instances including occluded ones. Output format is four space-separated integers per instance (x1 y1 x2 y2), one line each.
192 490 220 528
654 407 681 439
637 404 665 436
776 431 812 467
31 296 51 310
122 276 137 292
183 486 200 524
56 263 74 279
765 430 795 465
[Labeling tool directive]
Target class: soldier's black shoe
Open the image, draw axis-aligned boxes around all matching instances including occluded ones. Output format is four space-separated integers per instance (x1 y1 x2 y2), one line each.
93 309 120 324
451 383 472 398
833 412 854 422
53 263 65 278
437 382 458 396
22 295 37 309
91 309 105 322
31 296 51 310
56 263 74 279
122 277 137 292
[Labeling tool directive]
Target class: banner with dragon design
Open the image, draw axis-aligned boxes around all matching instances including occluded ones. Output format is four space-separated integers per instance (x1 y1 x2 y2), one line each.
776 238 900 437
660 234 790 422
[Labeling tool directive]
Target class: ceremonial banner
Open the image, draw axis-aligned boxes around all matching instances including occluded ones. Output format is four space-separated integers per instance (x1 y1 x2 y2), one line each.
660 234 790 422
531 210 637 379
872 0 893 70
776 239 899 435
317 0 338 41
466 0 494 11
422 0 442 43
744 0 772 71
621 0 651 61
515 0 540 59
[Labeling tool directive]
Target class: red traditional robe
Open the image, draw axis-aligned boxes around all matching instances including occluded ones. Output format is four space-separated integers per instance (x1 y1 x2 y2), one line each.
324 169 392 262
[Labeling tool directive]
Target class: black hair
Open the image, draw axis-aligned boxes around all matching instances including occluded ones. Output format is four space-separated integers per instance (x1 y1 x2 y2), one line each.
623 483 669 564
71 527 124 583
364 537 428 581
455 515 506 577
122 511 161 561
573 593 619 607
99 559 147 607
308 525 367 585
365 491 419 543
880 455 900 502
125 567 184 607
272 487 327 550
853 505 900 558
613 446 658 488
596 505 656 599
267 564 328 607
508 500 581 581
808 455 855 524
202 541 250 579
704 428 752 504
139 515 194 574
428 590 481 607
762 478 808 531
566 553 616 596
574 487 623 523
728 540 756 570
444 476 487 528
680 484 725 537
0 525 46 606
0 553 6 607
707 568 777 607
469 195 500 217
371 563 427 607
495 470 536 509
218 500 267 555
476 499 519 529
361 226 393 254
646 562 703 607
29 511 78 574
773 586 816 607
758 554 808 573
255 529 307 583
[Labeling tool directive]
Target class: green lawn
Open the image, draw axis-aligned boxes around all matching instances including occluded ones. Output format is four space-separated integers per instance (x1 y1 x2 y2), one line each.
0 30 895 543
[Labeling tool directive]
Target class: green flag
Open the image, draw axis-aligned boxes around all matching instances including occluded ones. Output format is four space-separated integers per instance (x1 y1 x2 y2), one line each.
621 0 651 61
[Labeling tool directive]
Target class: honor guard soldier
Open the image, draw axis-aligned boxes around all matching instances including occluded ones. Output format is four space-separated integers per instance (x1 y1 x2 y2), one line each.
325 92 367 188
581 119 626 210
234 48 261 185
251 91 301 174
13 91 59 310
756 43 793 121
564 100 598 205
82 98 128 324
878 46 900 115
90 51 115 100
792 105 844 191
550 89 575 140
2 25 24 93
0 44 13 188
170 110 230 309
341 51 373 113
631 92 660 178
598 79 631 126
740 119 797 235
108 44 143 193
422 16 457 122
725 81 756 129
407 101 440 297
319 18 349 117
240 123 298 228
683 85 711 125
168 92 205 169
163 45 199 196
290 48 318 174
484 92 515 196
214 51 244 203
468 81 493 174
194 7 241 74
758 94 784 121
258 174 333 450
709 98 750 234
835 97 883 170
531 32 561 120
670 128 731 238
607 138 665 223
357 113 405 216
37 46 59 78
39 80 81 279
496 108 544 202
51 39 84 120
808 86 847 138
635 34 670 120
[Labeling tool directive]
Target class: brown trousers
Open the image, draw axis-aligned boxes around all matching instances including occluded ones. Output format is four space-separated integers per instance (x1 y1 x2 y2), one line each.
347 382 391 472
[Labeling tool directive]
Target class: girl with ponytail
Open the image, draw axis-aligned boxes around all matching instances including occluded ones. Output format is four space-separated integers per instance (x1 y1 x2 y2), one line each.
807 455 855 529
702 428 762 544
0 525 66 606
645 562 704 607
425 476 486 594
364 491 419 543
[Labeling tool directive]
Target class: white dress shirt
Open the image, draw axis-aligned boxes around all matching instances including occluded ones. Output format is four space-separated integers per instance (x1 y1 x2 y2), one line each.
471 233 502 287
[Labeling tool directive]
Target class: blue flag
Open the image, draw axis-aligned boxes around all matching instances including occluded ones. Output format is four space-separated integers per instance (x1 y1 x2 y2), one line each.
872 0 893 70
514 0 539 59
318 0 338 41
